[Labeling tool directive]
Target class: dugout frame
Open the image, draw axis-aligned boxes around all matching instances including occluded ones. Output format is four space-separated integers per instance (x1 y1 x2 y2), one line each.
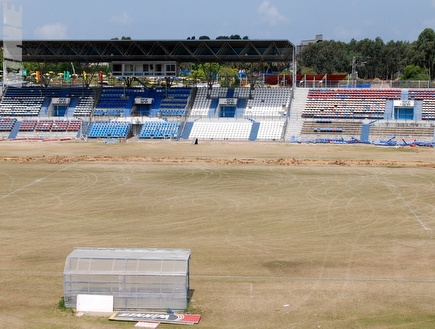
63 247 191 311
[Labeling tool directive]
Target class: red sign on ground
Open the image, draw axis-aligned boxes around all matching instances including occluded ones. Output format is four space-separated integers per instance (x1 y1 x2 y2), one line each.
110 312 201 325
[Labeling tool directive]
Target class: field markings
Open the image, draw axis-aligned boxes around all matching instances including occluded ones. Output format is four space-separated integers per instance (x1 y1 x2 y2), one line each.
398 192 432 232
0 174 62 200
379 171 432 232
0 146 112 201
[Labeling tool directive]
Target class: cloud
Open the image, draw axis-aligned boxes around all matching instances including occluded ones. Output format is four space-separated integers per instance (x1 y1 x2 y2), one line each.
34 23 67 39
257 0 288 26
110 11 134 25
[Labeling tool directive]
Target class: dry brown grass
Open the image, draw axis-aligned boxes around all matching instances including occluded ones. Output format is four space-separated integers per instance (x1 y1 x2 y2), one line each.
1 140 435 329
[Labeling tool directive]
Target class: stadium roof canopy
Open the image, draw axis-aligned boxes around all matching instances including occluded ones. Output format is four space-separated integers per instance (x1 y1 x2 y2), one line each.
19 39 294 64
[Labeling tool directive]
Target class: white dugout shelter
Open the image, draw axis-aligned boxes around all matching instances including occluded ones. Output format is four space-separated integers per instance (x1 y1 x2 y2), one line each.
64 248 191 310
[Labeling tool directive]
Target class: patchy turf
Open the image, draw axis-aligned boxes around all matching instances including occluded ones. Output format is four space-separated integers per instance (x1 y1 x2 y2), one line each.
1 140 435 329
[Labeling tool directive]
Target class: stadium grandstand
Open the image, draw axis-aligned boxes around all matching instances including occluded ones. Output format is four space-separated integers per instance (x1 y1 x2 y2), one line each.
0 39 434 145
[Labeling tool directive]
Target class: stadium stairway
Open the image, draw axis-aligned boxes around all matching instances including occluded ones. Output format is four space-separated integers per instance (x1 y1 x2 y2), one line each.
150 97 161 117
65 98 79 116
124 96 135 116
180 121 194 139
249 122 260 141
285 88 308 141
39 98 51 116
414 100 423 120
235 98 247 118
209 99 219 117
8 120 21 138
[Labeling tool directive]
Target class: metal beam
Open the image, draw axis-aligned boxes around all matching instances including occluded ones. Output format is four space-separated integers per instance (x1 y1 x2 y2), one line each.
18 39 294 64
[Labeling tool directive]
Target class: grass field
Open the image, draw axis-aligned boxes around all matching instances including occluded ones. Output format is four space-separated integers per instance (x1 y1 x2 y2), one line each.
1 140 435 329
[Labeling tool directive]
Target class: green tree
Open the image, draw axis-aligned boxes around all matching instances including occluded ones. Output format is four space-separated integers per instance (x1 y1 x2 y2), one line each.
411 28 435 80
188 63 205 85
200 62 221 91
297 36 415 80
400 65 429 80
297 40 350 74
381 40 409 79
349 37 385 79
218 65 238 87
299 66 316 75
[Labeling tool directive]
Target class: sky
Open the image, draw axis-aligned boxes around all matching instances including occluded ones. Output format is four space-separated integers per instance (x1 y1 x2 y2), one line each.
4 0 435 44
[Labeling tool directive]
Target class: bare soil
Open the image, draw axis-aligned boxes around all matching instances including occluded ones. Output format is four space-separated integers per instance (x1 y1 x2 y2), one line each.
1 140 435 329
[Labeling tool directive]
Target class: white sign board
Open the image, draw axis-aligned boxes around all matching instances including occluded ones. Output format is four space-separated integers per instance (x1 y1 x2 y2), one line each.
393 100 414 108
219 98 237 105
135 97 154 104
76 294 114 313
52 97 71 105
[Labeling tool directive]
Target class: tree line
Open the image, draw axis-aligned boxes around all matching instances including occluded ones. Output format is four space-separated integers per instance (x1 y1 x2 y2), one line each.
297 28 435 81
187 34 249 40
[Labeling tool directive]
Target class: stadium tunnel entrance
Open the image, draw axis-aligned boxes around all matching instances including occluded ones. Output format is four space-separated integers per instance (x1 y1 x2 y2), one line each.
220 106 236 118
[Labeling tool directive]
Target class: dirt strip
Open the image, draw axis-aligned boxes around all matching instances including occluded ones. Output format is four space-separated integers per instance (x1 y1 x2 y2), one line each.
1 155 435 167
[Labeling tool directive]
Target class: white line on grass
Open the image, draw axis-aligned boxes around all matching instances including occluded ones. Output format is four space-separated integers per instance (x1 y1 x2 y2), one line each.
0 147 111 200
380 172 432 232
399 193 432 232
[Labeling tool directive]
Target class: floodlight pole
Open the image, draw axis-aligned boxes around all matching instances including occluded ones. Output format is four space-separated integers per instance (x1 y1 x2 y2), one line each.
292 46 296 92
3 0 23 87
351 57 367 88
351 57 357 88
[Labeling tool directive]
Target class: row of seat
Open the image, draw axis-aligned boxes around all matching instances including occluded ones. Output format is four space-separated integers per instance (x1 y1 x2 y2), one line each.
301 120 363 136
35 120 54 131
159 103 187 109
303 112 384 120
256 120 285 140
18 119 82 132
190 89 213 115
97 99 129 107
0 87 291 120
190 87 292 118
138 121 179 139
0 117 17 131
370 125 435 139
158 109 187 116
0 92 45 116
87 122 131 138
304 89 390 119
73 97 94 116
189 121 252 140
304 90 435 121
154 91 189 118
0 107 42 116
421 99 435 118
244 108 286 117
93 109 125 116
308 88 402 99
